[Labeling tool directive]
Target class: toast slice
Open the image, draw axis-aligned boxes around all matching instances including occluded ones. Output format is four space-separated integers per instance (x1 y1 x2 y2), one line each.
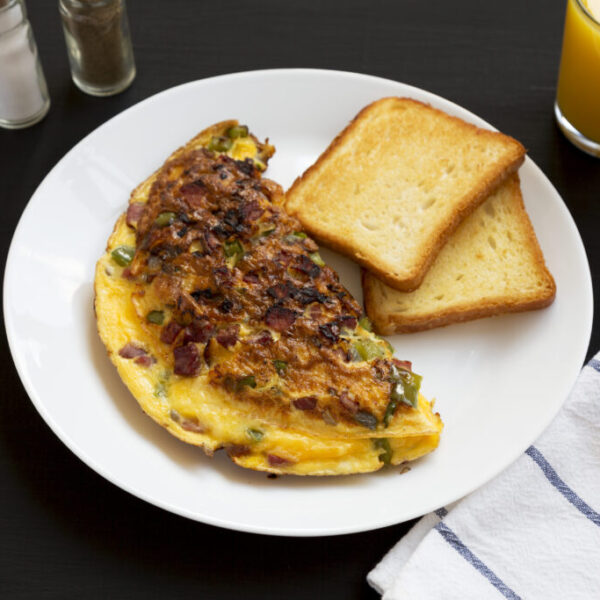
362 174 556 334
285 97 526 291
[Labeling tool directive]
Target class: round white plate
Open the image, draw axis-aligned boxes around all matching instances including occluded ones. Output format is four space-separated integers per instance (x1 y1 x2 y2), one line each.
4 69 592 536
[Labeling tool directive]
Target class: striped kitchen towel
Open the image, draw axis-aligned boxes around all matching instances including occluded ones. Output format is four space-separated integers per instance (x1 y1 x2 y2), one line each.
368 354 600 599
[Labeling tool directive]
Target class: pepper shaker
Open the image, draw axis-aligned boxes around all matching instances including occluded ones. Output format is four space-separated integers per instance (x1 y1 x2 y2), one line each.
0 0 50 129
59 0 135 96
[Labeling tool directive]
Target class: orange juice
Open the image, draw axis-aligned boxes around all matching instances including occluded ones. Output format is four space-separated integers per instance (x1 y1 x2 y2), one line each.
556 0 600 145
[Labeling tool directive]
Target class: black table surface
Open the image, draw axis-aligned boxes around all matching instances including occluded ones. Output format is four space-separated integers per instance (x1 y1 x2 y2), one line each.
1 0 598 598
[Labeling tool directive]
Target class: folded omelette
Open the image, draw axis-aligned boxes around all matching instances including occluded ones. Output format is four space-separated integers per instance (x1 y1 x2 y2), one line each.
94 121 442 475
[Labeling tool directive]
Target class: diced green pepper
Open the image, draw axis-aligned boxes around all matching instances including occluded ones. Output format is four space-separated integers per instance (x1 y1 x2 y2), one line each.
226 125 249 139
224 240 244 257
352 338 386 361
374 438 393 464
208 136 233 152
273 360 288 376
354 410 378 430
236 375 257 391
389 365 422 408
146 310 165 325
154 382 167 399
383 398 398 427
154 370 171 398
247 428 264 442
111 245 135 266
253 159 266 172
224 240 244 266
155 211 177 227
358 316 373 332
309 251 325 267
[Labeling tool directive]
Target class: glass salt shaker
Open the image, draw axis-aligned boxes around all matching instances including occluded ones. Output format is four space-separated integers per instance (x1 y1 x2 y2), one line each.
59 0 136 96
0 0 50 129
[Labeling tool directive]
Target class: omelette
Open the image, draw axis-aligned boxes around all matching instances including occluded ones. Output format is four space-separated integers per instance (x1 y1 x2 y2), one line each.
94 121 442 475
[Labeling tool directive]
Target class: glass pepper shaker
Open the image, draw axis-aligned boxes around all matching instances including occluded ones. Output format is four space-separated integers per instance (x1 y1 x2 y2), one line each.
0 0 50 129
59 0 136 96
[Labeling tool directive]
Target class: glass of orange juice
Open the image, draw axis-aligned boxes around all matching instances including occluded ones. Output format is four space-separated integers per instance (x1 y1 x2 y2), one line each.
555 0 600 157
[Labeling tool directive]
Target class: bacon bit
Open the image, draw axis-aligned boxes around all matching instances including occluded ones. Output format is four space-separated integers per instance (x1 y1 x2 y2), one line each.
341 294 362 315
303 237 319 252
213 266 231 287
292 396 317 411
392 359 413 371
267 454 293 467
250 330 273 345
160 320 183 344
179 181 207 207
235 158 255 176
243 271 259 284
182 320 214 344
118 343 147 359
240 200 264 222
216 324 239 349
306 303 323 321
170 409 206 433
173 343 201 377
274 250 294 266
180 418 206 433
121 267 136 280
126 202 145 227
294 286 327 305
339 391 359 414
294 254 320 278
319 321 340 343
134 355 156 367
204 230 220 251
338 315 358 330
265 306 297 332
267 282 295 300
222 208 244 233
227 444 251 458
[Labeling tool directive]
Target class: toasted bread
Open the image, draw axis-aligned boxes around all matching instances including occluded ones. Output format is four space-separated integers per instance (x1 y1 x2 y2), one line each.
285 97 526 291
363 174 556 334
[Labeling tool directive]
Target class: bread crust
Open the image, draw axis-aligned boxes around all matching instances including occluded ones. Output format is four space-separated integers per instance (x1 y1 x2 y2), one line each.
363 270 556 334
362 175 556 334
286 97 526 291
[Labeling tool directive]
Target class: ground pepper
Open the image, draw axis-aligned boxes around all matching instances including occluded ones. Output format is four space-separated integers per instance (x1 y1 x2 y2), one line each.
59 0 135 96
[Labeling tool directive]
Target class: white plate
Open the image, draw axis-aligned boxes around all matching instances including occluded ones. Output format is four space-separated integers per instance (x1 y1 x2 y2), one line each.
4 69 592 536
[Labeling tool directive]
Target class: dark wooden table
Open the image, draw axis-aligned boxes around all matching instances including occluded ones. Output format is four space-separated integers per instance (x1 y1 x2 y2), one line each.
1 1 598 598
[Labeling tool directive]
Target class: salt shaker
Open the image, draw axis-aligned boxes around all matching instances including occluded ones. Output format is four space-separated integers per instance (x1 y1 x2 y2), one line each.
59 0 135 96
0 0 50 129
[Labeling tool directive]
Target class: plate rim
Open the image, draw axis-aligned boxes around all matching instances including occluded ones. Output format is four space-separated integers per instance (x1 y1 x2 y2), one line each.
3 68 593 536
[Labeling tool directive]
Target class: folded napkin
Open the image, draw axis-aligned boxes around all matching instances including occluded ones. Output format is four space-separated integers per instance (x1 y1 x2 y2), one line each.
368 353 600 600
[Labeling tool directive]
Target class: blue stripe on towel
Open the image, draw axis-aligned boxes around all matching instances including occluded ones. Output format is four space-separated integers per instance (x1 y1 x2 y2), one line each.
526 446 600 527
434 521 522 600
588 358 600 373
435 507 448 519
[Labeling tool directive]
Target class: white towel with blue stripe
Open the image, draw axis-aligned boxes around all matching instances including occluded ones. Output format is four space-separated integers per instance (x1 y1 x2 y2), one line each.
368 354 600 599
